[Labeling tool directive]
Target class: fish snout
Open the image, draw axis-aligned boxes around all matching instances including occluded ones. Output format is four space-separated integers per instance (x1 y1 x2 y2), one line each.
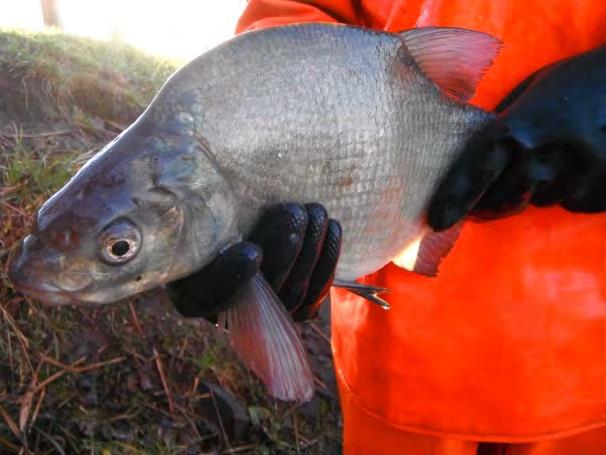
9 235 91 304
9 235 40 289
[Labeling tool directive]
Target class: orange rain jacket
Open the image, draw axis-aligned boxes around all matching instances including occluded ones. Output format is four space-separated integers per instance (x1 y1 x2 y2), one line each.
237 0 606 442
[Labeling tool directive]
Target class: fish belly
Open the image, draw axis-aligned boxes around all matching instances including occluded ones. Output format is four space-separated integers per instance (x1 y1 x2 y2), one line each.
260 136 449 281
240 99 490 280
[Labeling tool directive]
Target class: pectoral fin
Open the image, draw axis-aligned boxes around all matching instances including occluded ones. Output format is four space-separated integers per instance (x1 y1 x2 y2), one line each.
220 273 314 402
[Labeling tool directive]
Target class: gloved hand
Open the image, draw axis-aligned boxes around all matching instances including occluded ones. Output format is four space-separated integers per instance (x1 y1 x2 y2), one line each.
166 203 342 321
428 45 606 231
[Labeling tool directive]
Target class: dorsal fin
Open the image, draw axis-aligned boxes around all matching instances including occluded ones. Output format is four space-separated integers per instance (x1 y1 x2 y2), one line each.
399 27 502 102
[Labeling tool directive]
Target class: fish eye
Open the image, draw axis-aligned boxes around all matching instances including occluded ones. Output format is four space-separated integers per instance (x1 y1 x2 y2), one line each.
109 239 132 258
99 219 141 264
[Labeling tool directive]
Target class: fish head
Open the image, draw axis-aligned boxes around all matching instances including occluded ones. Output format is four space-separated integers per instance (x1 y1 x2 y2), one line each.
10 114 239 305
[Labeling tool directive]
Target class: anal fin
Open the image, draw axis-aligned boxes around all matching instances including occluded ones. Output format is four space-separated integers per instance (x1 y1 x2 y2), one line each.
333 279 390 309
393 223 462 277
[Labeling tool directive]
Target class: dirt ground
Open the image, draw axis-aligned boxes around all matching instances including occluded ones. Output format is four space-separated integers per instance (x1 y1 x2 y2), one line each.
0 29 342 454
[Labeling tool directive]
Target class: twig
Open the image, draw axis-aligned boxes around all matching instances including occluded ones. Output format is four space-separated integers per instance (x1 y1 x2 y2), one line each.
122 347 147 363
31 357 88 394
191 375 200 394
153 348 175 413
299 438 319 450
210 387 231 450
171 402 203 441
0 305 30 349
283 401 301 418
173 337 189 372
221 445 257 454
294 413 301 454
38 355 86 372
19 360 43 431
40 355 125 374
106 410 142 423
31 427 66 455
0 435 20 453
5 317 14 387
129 302 175 414
0 305 33 375
29 387 45 430
128 301 143 335
31 370 67 394
0 404 22 444
22 81 28 113
140 399 180 420
1 201 28 218
0 184 23 196
307 321 331 345
101 118 127 131
313 375 329 391
0 129 72 138
76 357 125 373
74 120 116 137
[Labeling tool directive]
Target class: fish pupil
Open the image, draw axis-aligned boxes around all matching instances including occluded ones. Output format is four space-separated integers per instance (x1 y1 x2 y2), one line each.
111 240 130 257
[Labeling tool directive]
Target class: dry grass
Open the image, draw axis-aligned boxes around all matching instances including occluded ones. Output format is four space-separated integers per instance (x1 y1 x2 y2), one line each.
0 29 341 454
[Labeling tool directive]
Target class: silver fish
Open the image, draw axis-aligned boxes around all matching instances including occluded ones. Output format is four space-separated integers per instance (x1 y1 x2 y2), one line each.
10 23 500 400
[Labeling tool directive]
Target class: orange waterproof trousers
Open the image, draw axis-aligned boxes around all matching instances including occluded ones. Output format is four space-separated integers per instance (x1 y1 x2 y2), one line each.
236 0 606 452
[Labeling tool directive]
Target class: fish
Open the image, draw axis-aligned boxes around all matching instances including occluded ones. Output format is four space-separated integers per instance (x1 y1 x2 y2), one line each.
9 23 500 401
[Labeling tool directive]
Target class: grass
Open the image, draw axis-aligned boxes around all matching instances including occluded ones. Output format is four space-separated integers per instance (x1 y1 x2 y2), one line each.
0 29 341 454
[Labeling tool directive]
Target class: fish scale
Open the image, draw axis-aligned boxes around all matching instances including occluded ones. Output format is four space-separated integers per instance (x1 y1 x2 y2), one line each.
150 24 490 279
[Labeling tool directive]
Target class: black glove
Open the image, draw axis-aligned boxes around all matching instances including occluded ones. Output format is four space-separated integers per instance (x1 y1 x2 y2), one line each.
428 45 606 231
166 203 342 321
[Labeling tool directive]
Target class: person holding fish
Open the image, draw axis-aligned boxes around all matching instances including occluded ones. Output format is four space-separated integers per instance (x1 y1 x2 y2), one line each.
8 0 606 453
170 1 606 454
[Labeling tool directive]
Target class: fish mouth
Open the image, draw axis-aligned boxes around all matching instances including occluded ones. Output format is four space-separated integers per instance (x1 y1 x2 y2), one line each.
9 235 98 306
9 263 91 306
14 282 76 306
14 282 109 307
10 258 132 307
10 264 123 307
